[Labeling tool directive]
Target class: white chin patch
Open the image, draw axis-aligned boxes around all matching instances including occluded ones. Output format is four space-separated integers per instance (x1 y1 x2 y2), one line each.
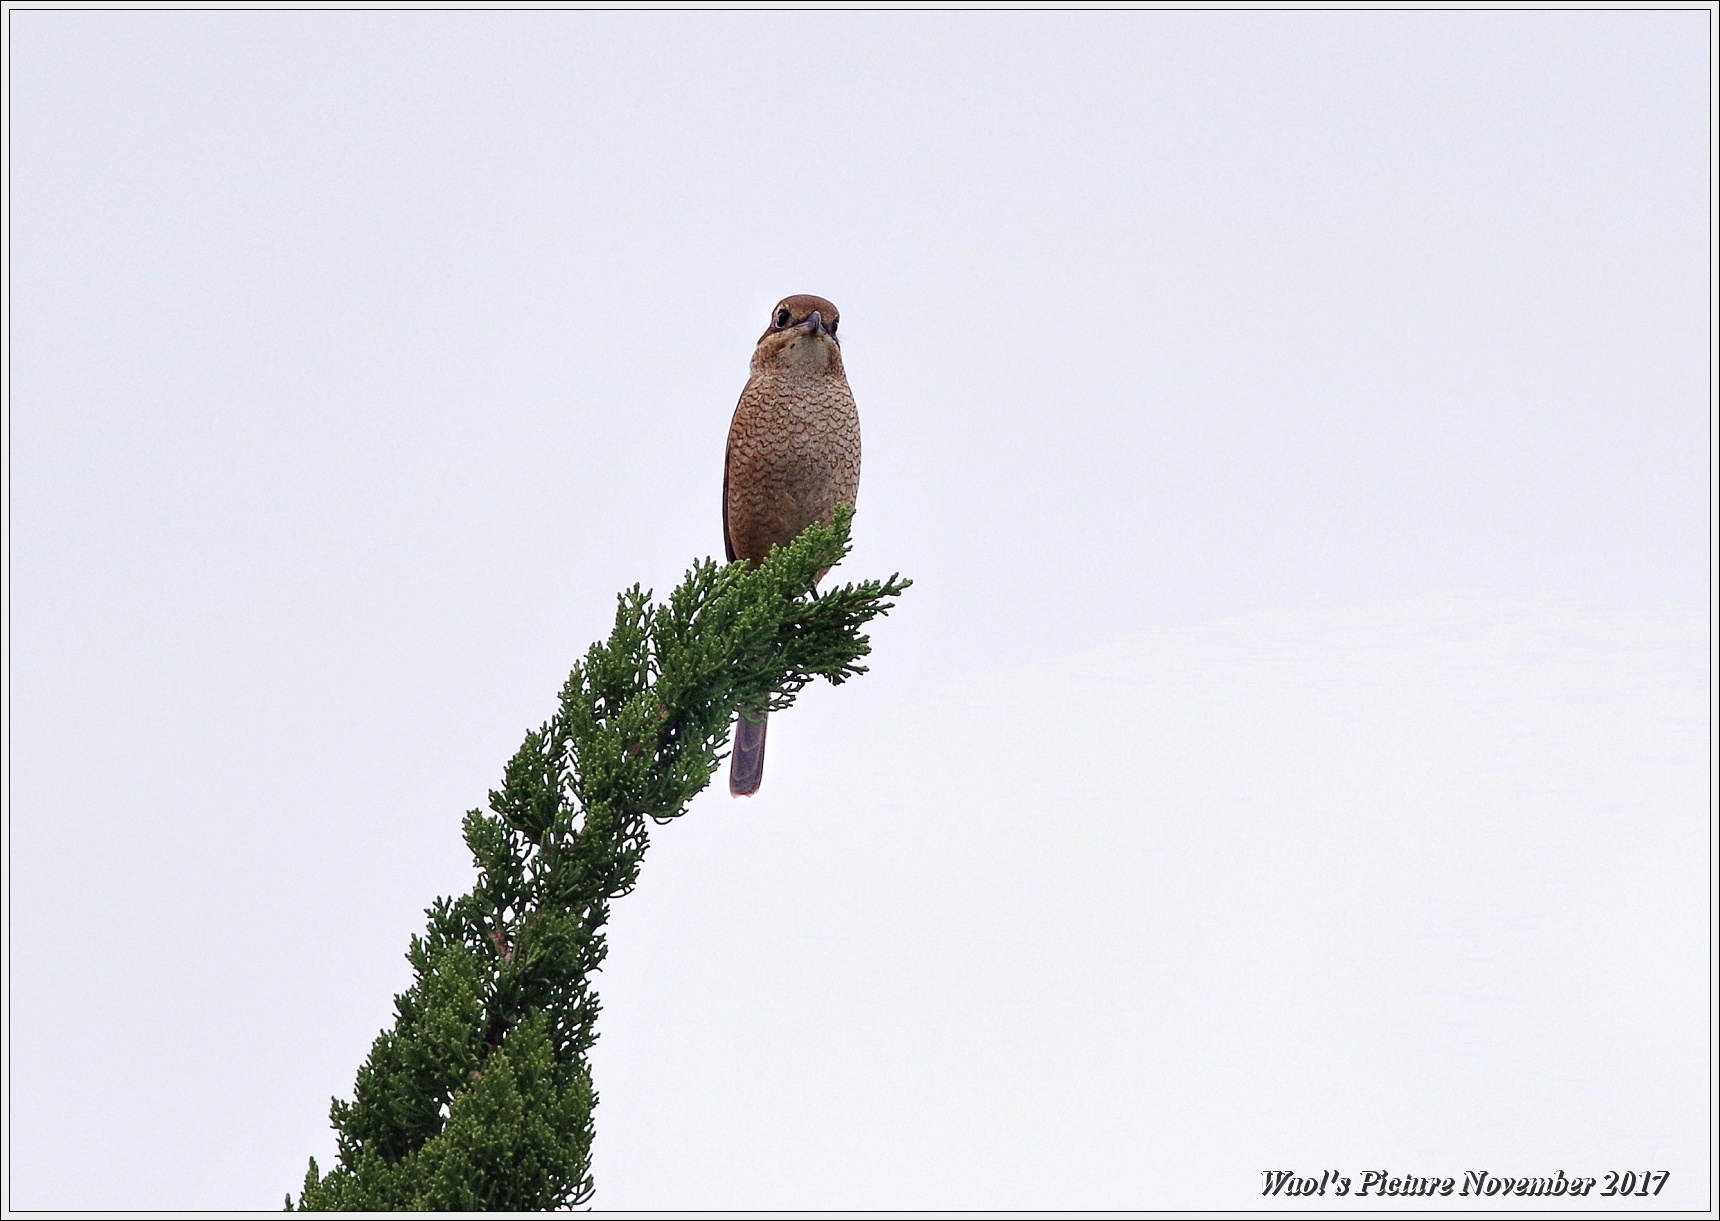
787 335 832 369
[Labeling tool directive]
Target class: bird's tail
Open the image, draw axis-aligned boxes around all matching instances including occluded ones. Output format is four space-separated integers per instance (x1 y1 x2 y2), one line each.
729 711 768 797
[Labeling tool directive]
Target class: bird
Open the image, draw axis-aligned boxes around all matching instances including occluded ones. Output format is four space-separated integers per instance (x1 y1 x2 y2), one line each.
722 294 862 796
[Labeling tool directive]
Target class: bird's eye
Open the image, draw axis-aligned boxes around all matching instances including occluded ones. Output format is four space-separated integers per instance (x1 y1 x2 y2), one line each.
828 319 838 335
775 308 791 328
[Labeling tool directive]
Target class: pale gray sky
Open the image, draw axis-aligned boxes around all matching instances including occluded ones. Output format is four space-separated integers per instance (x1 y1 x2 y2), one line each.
7 9 1710 1211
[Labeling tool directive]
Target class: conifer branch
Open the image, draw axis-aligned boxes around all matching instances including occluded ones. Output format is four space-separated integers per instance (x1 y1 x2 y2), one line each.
291 507 906 1211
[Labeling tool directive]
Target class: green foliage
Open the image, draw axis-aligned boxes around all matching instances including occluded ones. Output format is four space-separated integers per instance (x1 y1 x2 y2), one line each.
292 508 907 1211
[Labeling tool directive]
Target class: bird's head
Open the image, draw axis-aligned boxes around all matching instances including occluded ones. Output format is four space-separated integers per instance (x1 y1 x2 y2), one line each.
753 294 843 374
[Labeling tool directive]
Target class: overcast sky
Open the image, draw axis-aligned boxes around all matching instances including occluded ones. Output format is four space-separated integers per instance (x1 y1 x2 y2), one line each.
7 9 1710 1212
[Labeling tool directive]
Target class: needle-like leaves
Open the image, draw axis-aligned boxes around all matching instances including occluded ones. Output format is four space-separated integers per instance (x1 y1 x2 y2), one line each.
292 508 907 1210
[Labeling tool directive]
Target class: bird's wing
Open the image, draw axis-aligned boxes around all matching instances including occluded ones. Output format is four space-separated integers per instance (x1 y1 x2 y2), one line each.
721 435 737 564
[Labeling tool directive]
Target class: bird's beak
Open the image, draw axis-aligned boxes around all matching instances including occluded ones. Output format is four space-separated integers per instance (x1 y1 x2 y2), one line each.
798 311 827 337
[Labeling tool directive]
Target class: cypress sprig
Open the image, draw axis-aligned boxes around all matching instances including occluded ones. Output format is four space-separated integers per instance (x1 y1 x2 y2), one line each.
293 507 907 1210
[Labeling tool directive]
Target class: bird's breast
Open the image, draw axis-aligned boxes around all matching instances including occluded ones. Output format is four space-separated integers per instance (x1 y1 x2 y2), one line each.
725 370 861 563
732 370 860 470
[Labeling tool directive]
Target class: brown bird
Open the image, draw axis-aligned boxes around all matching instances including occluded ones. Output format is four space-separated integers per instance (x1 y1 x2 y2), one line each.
723 294 862 796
